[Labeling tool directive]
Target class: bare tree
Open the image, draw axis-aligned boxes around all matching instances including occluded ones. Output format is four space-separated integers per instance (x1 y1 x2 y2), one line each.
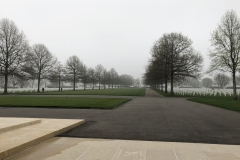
23 44 56 92
88 67 96 89
9 75 21 88
214 73 230 88
0 19 29 94
95 64 104 89
165 33 203 95
102 69 108 89
134 78 141 87
119 74 134 88
109 68 117 89
208 10 240 99
202 78 213 88
79 64 89 90
65 55 82 91
19 79 29 88
48 61 64 91
143 59 166 91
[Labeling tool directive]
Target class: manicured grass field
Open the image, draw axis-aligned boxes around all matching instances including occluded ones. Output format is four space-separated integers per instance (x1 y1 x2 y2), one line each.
19 88 146 96
0 97 131 109
188 97 240 111
155 90 240 111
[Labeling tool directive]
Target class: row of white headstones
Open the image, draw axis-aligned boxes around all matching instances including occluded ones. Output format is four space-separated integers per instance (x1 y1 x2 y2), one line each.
174 88 240 96
3 87 240 96
2 88 74 93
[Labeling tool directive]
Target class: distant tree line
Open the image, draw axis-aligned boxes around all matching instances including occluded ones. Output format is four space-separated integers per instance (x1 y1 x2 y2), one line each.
0 19 137 94
201 73 232 88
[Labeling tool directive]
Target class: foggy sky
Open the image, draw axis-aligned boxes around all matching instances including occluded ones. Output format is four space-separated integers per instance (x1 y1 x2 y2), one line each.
1 0 240 79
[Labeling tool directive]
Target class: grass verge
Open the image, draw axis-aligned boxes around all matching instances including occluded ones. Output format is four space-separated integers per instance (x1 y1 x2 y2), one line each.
0 97 131 109
188 97 240 111
16 88 145 96
155 89 240 111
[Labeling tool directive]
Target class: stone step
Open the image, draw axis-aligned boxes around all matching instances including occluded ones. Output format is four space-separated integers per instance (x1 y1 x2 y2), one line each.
0 118 41 134
0 118 85 160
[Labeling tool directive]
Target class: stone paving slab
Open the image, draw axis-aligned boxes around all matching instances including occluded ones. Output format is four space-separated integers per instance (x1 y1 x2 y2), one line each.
8 137 240 160
0 117 41 134
0 118 85 160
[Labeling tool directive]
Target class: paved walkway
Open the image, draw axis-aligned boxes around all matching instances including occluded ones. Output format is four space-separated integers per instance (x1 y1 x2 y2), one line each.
8 137 240 160
145 88 164 97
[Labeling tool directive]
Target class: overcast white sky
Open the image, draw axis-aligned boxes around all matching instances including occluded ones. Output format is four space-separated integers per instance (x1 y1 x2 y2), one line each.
0 0 240 79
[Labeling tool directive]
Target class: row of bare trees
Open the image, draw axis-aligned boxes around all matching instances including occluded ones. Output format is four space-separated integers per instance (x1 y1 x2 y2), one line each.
53 55 135 91
143 32 203 95
202 73 232 88
176 73 235 88
143 10 240 100
0 18 135 93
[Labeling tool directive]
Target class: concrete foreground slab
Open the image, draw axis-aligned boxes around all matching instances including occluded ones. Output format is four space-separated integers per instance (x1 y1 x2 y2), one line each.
0 118 85 160
8 137 240 160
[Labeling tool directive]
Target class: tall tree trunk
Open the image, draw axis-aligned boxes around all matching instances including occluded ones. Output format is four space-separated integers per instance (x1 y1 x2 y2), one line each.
164 75 168 93
3 71 8 94
99 78 101 89
170 71 174 95
233 71 238 100
93 82 94 90
58 75 60 91
3 59 8 94
37 73 41 92
73 72 75 91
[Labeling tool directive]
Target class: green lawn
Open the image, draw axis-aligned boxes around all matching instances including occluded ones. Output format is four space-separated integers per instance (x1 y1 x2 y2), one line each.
155 90 240 111
17 88 145 96
0 97 131 109
188 97 240 111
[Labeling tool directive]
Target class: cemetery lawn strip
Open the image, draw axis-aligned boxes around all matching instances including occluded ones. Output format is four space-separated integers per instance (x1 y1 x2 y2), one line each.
188 97 240 111
0 97 131 109
19 88 145 96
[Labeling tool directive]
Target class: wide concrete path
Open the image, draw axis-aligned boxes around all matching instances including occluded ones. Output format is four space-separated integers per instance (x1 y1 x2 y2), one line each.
8 137 240 160
145 88 164 97
1 89 240 145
